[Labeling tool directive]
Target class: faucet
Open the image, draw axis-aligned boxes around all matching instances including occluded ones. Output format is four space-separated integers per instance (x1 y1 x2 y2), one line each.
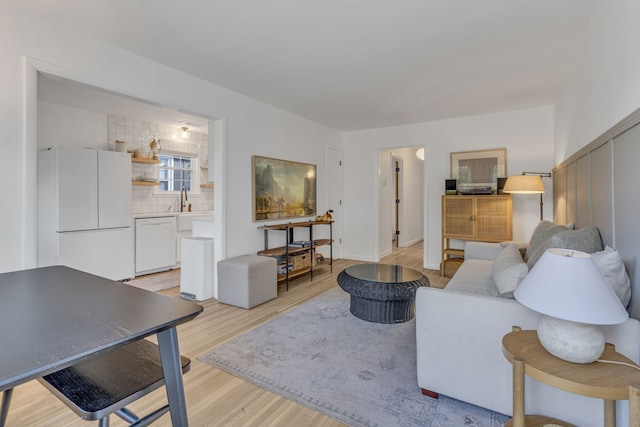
180 187 188 212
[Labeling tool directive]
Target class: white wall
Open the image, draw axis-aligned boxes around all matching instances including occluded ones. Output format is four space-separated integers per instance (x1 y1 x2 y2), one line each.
555 0 640 163
343 107 554 269
0 9 341 276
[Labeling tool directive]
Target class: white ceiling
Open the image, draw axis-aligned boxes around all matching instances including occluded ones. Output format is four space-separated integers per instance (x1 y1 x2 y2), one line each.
20 0 596 131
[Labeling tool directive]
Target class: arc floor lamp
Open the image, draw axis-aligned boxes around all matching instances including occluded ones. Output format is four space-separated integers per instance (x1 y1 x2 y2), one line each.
503 171 552 220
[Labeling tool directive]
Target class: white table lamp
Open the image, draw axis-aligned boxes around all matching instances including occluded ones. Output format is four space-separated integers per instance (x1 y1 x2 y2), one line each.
514 248 628 363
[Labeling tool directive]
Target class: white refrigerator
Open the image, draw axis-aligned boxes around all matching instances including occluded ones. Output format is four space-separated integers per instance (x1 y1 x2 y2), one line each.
38 147 134 280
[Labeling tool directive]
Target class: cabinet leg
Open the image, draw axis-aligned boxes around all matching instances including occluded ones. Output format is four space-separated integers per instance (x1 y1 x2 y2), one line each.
513 357 525 427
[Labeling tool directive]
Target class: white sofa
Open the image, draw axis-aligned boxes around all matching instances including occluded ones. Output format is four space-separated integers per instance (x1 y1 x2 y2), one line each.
416 240 640 427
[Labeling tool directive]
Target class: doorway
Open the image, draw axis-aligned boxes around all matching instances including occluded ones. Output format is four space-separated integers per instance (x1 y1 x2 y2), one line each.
26 60 226 294
378 147 424 261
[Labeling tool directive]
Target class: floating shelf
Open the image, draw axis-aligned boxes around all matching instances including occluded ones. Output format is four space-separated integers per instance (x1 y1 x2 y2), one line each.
200 183 214 189
132 158 160 164
132 180 160 186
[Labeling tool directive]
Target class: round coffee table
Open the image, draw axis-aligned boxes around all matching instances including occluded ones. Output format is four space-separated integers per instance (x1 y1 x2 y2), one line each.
337 263 430 324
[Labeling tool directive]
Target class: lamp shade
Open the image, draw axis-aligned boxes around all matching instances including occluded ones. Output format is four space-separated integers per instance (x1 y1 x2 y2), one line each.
503 175 545 194
514 249 628 325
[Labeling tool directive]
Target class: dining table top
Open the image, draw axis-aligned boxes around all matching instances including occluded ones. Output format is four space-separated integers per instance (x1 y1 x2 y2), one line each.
0 265 203 392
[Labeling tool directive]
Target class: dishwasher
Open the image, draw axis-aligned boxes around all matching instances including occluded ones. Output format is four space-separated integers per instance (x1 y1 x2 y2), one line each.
135 216 177 275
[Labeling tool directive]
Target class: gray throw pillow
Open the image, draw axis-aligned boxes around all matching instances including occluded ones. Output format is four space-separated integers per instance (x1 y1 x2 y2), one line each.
549 226 603 254
525 221 571 268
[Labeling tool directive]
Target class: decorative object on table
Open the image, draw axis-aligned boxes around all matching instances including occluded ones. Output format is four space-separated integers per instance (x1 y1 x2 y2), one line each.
115 140 127 152
148 138 161 160
252 155 316 221
503 171 552 220
200 288 508 427
514 248 629 363
450 148 506 194
444 179 457 195
315 210 332 222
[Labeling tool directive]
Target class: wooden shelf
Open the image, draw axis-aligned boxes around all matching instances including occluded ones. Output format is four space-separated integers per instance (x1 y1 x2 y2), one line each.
443 248 464 257
132 158 159 164
257 239 332 257
200 183 214 189
132 180 160 186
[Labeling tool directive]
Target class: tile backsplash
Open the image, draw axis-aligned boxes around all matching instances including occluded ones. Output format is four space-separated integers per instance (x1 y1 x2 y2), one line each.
108 115 213 214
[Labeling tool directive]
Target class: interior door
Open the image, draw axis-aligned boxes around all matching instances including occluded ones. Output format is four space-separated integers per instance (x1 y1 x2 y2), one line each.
327 148 343 259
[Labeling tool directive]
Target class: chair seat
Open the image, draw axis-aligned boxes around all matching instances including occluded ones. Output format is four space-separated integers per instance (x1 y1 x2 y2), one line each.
39 339 190 421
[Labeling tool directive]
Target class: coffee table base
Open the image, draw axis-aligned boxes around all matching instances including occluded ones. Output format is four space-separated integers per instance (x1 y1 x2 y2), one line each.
349 295 417 324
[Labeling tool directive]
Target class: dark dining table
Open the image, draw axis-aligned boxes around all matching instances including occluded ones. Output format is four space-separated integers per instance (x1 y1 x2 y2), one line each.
0 265 203 426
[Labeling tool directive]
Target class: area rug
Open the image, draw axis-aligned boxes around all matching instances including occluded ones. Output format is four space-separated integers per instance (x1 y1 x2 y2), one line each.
199 287 508 427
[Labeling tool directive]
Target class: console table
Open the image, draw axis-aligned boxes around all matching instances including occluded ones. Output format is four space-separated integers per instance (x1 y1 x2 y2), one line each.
502 327 640 427
257 220 333 290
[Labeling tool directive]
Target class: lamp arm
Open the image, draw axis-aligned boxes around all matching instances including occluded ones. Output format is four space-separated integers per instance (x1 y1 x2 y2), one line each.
521 171 552 178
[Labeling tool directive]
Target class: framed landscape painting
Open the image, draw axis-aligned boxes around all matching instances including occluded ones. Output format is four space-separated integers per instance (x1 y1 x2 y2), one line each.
451 148 507 193
252 155 316 221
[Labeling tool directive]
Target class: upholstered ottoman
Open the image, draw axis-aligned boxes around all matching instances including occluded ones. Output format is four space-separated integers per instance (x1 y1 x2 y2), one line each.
217 255 277 309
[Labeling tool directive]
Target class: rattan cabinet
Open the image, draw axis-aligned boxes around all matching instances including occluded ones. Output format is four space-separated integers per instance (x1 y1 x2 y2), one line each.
441 195 512 276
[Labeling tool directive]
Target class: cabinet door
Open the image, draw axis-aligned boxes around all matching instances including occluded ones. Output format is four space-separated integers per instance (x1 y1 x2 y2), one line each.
56 148 99 232
475 196 512 241
98 151 132 229
442 196 475 238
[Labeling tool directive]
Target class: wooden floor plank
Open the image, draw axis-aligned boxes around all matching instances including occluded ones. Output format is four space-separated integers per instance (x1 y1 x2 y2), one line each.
4 241 446 426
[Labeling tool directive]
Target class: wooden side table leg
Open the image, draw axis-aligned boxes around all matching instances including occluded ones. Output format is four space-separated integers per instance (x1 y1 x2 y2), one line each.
513 357 525 427
630 386 640 427
603 399 615 427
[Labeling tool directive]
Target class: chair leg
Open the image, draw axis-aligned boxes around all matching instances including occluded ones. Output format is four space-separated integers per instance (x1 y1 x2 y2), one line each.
98 415 110 427
0 389 14 427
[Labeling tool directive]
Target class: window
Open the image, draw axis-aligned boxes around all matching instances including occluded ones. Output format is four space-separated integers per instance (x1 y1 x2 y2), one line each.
158 154 196 192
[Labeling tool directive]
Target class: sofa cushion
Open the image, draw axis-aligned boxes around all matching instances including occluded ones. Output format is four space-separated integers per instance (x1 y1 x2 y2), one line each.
525 221 572 268
492 244 528 297
444 259 499 297
592 246 631 308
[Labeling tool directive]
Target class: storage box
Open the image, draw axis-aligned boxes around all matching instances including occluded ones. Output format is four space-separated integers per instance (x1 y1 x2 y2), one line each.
443 258 463 278
290 253 311 271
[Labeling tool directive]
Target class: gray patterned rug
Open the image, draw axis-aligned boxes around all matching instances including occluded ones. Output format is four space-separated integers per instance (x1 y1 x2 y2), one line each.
200 287 508 427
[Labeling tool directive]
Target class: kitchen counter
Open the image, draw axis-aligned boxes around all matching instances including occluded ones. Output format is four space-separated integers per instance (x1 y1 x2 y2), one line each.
132 211 213 219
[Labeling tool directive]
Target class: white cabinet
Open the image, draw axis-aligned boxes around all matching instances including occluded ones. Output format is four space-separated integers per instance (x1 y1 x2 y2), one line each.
38 148 133 281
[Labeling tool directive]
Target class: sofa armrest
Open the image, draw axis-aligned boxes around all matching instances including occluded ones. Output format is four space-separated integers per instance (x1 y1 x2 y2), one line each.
463 241 503 260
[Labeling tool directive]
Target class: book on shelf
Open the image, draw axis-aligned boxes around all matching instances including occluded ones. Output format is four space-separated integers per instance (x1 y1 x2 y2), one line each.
289 240 313 247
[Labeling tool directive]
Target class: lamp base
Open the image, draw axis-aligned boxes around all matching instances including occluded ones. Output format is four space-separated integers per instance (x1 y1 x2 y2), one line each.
537 315 604 363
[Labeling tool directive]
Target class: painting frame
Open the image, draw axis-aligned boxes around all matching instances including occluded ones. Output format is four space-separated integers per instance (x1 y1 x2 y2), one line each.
450 148 507 194
252 155 317 222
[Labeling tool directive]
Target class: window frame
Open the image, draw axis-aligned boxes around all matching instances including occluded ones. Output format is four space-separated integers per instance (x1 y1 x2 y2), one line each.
154 152 201 196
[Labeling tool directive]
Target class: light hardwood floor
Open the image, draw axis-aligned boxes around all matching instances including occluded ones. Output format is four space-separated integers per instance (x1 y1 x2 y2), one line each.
5 242 447 426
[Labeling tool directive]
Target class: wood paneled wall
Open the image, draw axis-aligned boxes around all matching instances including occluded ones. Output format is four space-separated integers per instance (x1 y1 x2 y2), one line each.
554 108 640 319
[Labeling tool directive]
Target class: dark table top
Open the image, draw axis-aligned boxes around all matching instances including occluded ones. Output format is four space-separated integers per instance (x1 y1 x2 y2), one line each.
343 263 424 283
0 266 203 391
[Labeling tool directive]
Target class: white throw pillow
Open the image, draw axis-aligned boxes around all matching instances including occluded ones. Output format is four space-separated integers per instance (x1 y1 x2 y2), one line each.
592 246 631 308
492 243 529 297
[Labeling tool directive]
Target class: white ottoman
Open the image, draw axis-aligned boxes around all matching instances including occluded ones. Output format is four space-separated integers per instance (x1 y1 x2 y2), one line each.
217 255 277 309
